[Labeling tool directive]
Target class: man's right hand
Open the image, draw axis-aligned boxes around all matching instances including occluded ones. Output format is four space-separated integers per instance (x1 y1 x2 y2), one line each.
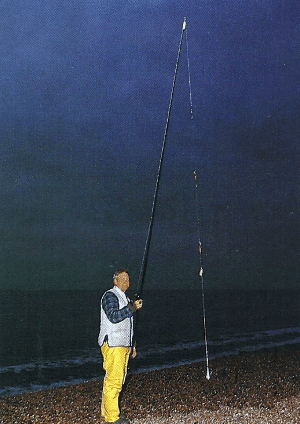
133 299 143 310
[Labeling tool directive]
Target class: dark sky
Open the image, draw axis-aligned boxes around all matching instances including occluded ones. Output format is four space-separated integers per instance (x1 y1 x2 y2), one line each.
1 1 299 290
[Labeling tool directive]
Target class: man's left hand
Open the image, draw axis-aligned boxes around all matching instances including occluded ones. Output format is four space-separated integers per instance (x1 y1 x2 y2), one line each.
131 346 137 359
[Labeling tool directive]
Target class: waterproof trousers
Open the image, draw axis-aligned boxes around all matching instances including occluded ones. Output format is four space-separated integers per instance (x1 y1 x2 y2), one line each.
101 342 131 423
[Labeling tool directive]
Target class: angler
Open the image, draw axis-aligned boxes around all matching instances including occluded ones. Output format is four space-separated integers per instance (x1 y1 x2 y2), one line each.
98 269 143 424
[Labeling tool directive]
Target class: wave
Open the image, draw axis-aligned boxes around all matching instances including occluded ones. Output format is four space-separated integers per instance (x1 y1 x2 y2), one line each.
137 326 300 357
2 327 299 374
1 327 300 398
0 352 101 375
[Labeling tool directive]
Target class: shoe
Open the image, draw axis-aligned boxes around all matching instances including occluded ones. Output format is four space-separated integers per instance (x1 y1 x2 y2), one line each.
107 416 130 424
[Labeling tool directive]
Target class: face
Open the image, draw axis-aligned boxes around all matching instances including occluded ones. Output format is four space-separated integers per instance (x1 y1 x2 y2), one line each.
114 272 130 292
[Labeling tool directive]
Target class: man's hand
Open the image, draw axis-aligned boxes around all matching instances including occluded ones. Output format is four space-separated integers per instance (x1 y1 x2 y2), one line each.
131 345 137 359
128 298 143 313
133 299 143 310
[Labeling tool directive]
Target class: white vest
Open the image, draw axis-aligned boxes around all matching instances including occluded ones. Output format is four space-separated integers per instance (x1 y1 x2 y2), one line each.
98 286 133 347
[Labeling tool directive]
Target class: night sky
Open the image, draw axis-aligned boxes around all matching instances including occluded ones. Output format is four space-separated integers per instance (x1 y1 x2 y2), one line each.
1 1 299 291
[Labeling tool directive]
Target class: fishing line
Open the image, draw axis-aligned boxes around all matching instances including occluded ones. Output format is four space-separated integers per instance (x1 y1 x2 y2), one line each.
135 17 187 298
185 24 194 120
186 22 210 380
193 171 210 380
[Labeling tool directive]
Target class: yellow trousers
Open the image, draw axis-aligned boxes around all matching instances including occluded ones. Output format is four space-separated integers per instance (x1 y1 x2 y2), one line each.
101 342 131 423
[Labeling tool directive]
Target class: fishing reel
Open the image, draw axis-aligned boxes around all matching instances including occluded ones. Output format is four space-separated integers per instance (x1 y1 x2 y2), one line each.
134 293 141 301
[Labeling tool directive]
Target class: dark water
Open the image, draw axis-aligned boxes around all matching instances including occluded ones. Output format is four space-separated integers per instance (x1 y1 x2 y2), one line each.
0 289 299 397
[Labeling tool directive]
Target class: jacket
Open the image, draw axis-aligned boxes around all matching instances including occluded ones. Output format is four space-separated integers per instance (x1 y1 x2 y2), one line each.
98 285 134 347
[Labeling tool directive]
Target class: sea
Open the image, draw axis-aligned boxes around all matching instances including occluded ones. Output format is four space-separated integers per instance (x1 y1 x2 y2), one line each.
0 289 299 398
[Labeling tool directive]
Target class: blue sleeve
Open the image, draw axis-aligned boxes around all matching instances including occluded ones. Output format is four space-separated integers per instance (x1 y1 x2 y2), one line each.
102 292 133 323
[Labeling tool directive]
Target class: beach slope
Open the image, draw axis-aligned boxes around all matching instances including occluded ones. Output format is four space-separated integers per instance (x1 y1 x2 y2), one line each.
1 347 299 423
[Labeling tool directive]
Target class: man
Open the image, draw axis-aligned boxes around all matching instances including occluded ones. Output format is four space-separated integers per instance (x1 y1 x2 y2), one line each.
98 269 143 424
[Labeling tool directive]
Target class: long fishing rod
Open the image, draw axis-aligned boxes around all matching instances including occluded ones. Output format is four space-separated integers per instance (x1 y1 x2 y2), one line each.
135 17 187 298
193 170 210 380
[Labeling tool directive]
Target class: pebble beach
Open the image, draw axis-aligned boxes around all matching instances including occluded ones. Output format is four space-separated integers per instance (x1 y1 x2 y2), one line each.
1 347 299 423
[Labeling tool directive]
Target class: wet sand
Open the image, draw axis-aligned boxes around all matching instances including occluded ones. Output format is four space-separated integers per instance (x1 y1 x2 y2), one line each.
1 347 299 423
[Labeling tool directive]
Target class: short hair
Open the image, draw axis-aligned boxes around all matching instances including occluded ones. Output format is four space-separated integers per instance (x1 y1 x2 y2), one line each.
113 268 130 282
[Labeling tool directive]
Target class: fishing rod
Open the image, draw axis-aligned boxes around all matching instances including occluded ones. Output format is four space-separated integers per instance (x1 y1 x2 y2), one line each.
135 17 187 298
133 19 211 382
193 170 210 380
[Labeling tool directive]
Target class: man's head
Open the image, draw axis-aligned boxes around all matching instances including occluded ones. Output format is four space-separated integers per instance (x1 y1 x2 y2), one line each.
113 269 130 292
